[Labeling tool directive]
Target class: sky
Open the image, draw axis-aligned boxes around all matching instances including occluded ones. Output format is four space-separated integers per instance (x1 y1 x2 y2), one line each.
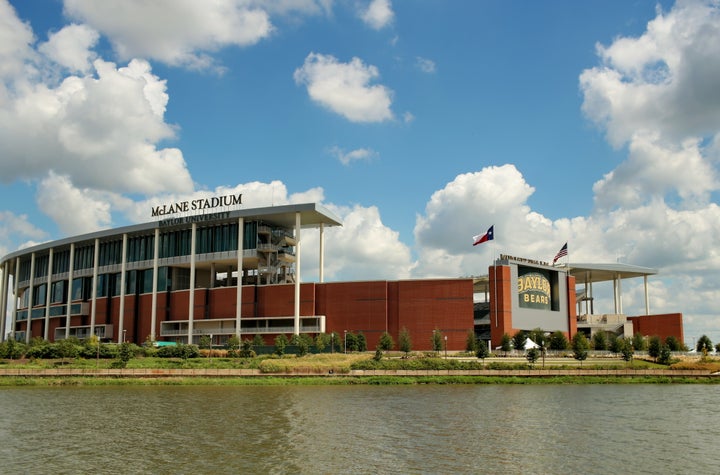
1 0 719 347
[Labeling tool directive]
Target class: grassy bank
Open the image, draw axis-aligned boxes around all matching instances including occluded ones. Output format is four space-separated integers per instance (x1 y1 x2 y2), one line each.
1 352 718 386
1 374 718 387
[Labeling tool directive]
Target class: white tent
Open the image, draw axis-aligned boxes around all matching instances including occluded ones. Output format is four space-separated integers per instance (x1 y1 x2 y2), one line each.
523 338 540 350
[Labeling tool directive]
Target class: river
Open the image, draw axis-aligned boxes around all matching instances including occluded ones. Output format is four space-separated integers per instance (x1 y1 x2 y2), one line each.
0 384 717 474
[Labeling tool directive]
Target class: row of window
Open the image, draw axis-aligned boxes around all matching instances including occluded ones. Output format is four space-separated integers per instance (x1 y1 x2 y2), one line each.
20 267 172 308
15 221 283 281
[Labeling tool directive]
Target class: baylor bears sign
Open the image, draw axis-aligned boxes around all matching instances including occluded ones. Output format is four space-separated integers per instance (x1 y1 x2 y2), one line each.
517 267 552 310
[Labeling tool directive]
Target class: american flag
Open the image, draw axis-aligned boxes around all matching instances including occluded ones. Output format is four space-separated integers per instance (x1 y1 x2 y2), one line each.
553 243 568 264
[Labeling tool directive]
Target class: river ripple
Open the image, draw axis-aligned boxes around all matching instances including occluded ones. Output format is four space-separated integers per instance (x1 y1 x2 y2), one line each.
0 384 718 474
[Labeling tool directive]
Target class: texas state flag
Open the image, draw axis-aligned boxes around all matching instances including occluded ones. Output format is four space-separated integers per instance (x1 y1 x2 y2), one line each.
472 225 494 246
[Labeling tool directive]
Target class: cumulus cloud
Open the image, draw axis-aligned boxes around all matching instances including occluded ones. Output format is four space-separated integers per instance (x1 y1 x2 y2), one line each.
294 52 394 122
0 57 192 194
328 146 378 165
0 210 48 257
303 204 414 281
63 0 273 70
580 0 720 147
38 23 98 73
0 0 35 80
592 133 718 210
360 0 394 30
411 164 720 342
36 173 112 235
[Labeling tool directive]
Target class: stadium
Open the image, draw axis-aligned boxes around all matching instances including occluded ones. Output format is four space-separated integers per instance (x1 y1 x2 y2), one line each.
0 200 683 351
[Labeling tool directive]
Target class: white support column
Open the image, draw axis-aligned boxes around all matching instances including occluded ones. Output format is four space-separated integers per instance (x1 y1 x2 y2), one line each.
64 244 74 340
294 212 301 335
44 249 53 340
0 262 8 342
644 275 650 315
90 238 99 338
118 233 128 343
236 218 244 339
151 228 160 342
12 258 19 341
26 253 35 343
612 276 618 314
319 223 324 283
187 223 197 344
617 273 623 314
210 263 216 288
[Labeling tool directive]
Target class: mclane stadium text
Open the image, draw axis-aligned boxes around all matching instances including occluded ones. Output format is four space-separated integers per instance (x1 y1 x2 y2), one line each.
151 194 242 217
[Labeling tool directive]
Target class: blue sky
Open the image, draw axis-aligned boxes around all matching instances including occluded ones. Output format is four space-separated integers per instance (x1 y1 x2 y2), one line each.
2 0 720 346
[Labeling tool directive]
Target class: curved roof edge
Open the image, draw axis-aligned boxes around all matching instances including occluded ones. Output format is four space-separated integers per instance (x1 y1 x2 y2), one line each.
563 262 658 283
1 202 342 264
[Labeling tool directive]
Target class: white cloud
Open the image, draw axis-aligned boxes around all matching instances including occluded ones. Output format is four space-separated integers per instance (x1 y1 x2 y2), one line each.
303 204 414 281
580 0 720 147
0 57 192 195
0 210 47 257
592 133 718 210
63 0 274 70
416 57 436 74
0 0 35 80
36 173 112 235
360 0 394 30
411 164 720 344
294 52 394 122
38 24 98 73
328 146 377 165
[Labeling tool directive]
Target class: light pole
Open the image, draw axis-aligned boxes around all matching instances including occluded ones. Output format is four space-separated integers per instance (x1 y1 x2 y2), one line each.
331 332 334 354
444 335 447 358
344 330 347 354
123 329 127 344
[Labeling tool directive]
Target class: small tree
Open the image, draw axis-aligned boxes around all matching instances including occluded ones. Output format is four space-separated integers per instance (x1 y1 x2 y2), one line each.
378 331 394 352
274 334 289 356
240 338 255 357
647 335 662 362
476 341 489 367
199 335 211 356
292 334 312 357
657 344 672 365
620 339 634 363
57 338 78 365
356 332 367 352
715 343 720 354
512 330 527 353
592 332 608 351
345 332 358 352
314 333 329 353
226 335 240 356
399 327 412 357
632 332 646 351
608 333 621 354
431 330 443 355
500 333 512 356
373 347 383 361
549 331 569 351
571 332 589 366
526 347 540 367
252 333 265 349
116 342 134 368
665 335 684 352
696 335 713 354
465 330 478 354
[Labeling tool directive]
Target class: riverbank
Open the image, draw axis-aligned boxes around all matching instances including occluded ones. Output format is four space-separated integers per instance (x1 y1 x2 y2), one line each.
0 367 718 386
